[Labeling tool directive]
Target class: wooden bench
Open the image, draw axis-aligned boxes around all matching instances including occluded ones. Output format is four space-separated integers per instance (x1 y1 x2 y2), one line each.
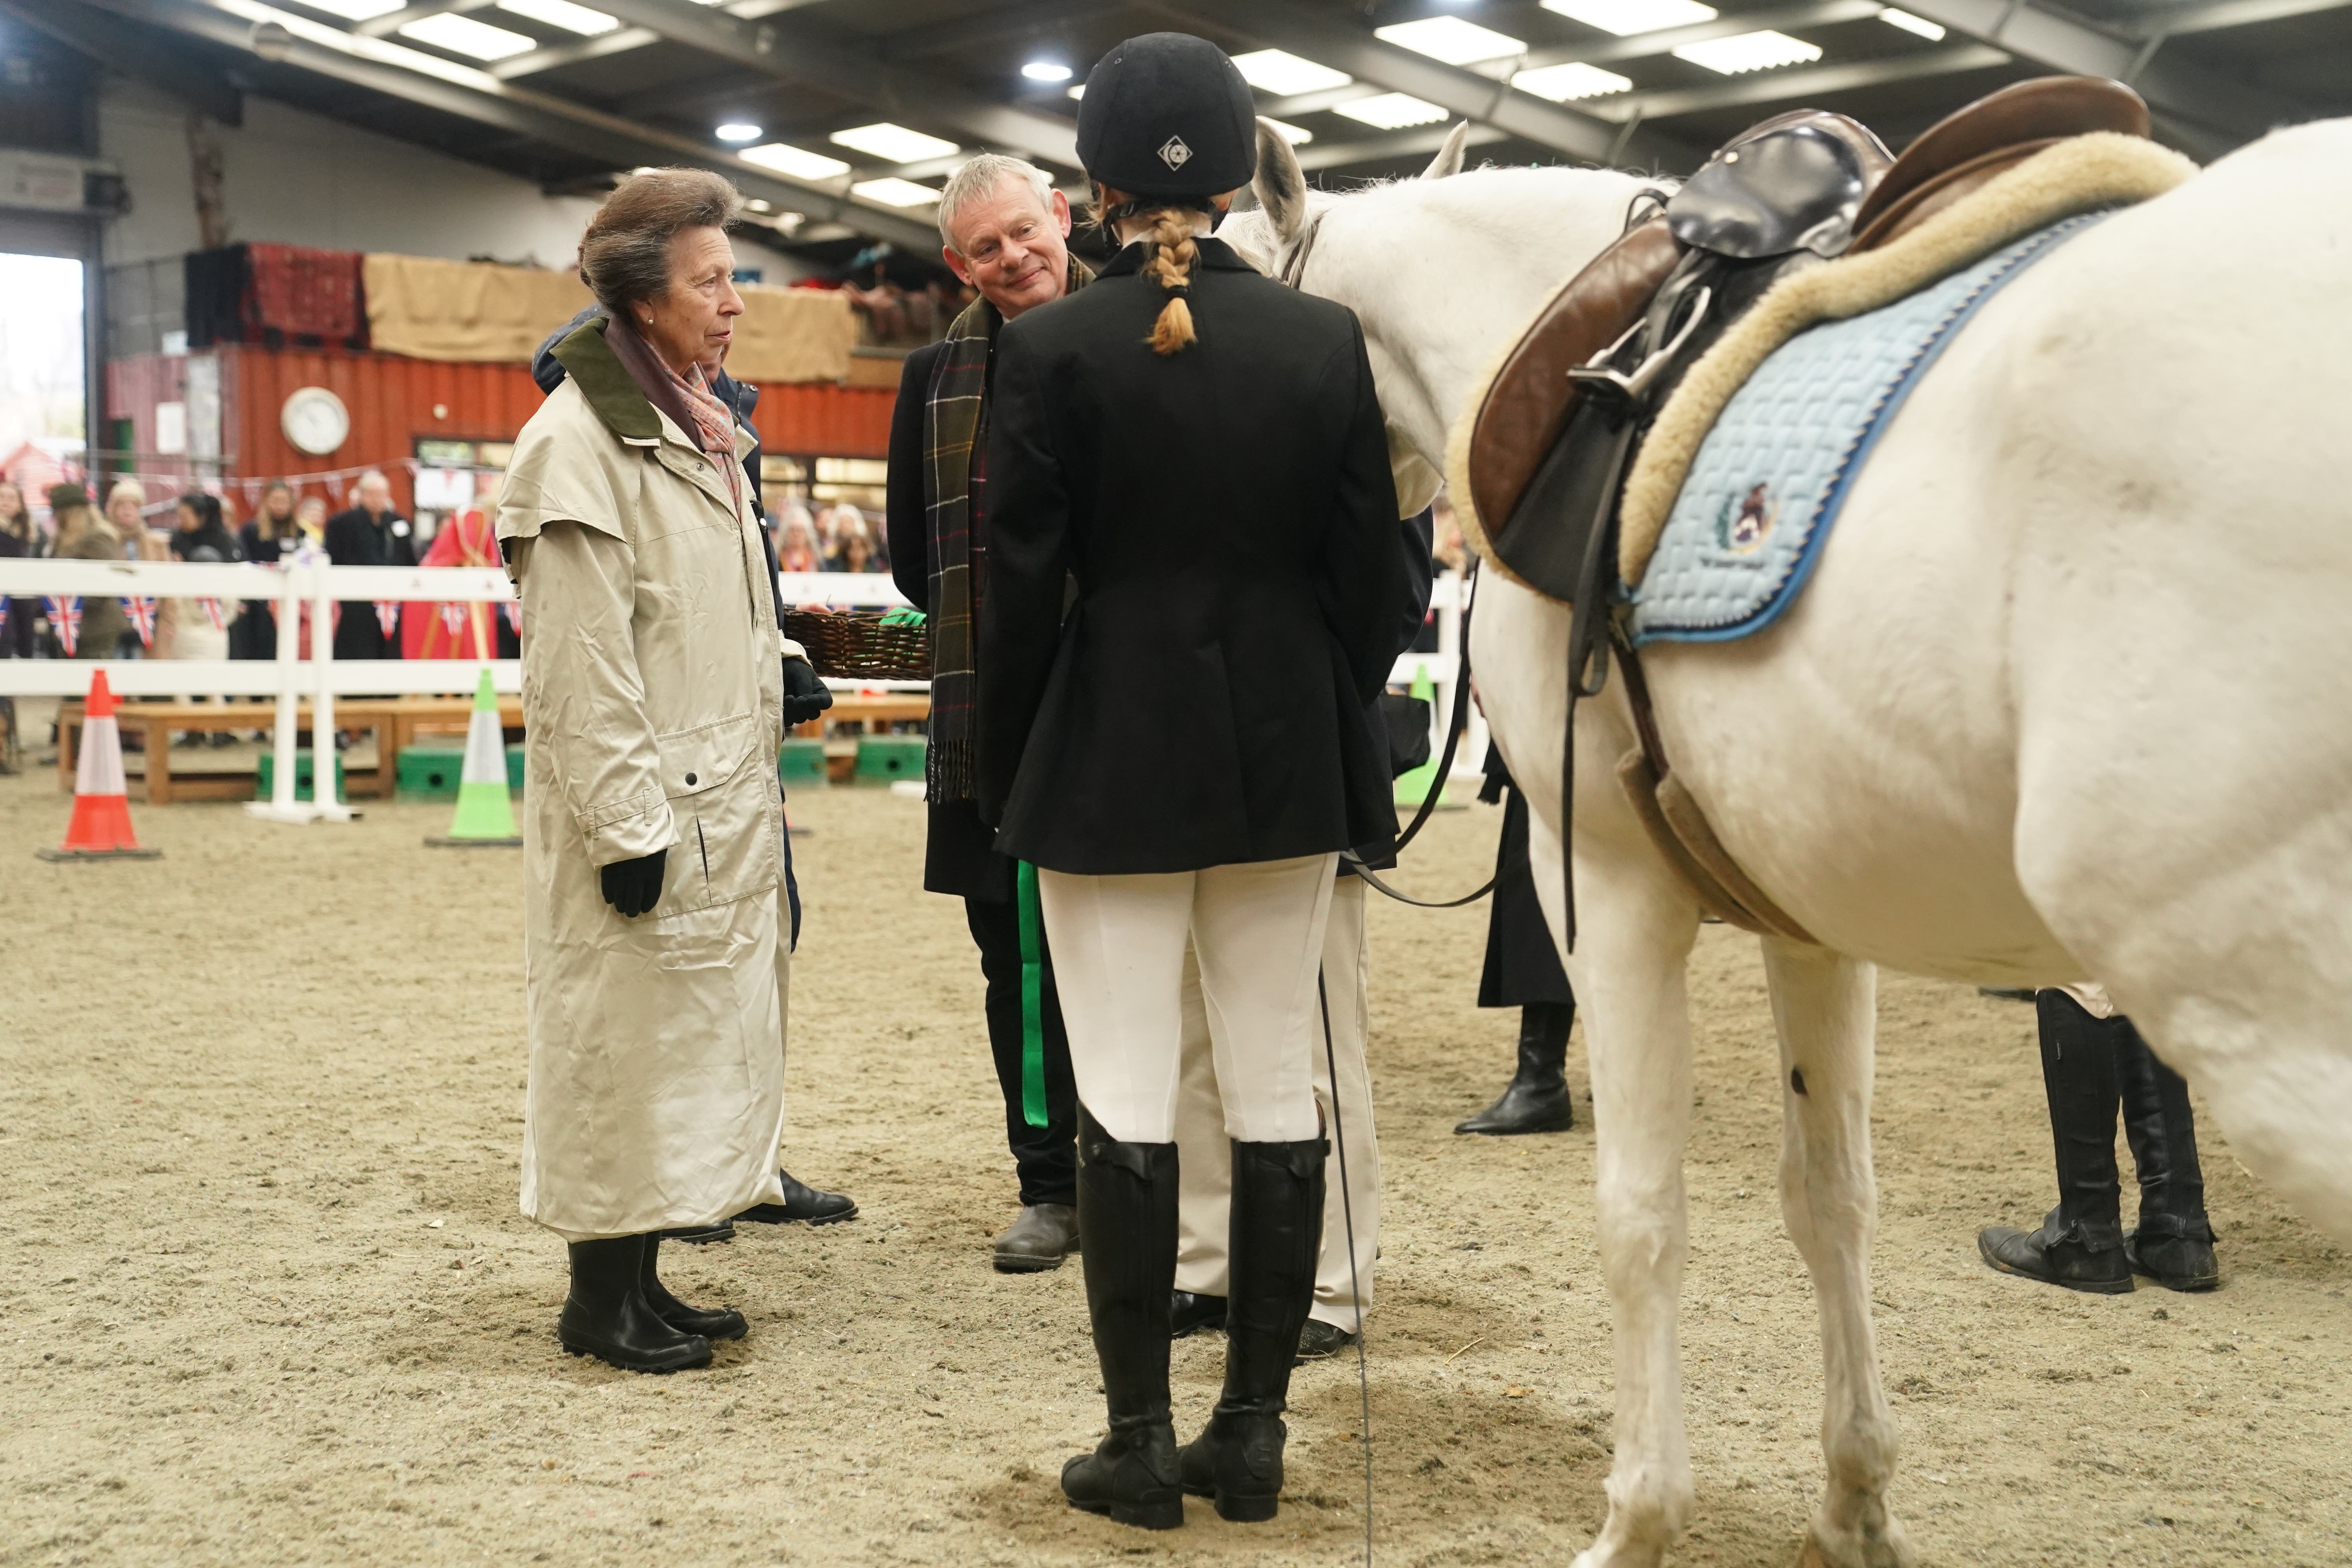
804 693 930 737
58 700 395 805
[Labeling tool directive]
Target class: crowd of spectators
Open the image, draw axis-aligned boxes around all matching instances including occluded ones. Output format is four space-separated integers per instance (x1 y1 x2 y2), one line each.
770 497 888 577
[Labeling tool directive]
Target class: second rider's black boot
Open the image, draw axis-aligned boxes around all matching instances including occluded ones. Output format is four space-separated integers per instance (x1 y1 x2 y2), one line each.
640 1234 748 1340
557 1234 715 1372
1978 989 2133 1294
1456 1003 1575 1135
2116 1027 2220 1291
1180 1135 1327 1522
1060 1111 1184 1530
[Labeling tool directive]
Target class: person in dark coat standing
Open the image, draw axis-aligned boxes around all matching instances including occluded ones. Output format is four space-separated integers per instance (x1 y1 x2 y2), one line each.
1455 745 1580 1134
322 470 416 660
886 151 1091 1275
978 34 1412 1533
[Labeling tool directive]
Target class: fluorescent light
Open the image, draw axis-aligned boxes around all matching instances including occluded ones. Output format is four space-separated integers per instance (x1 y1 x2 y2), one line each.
1513 61 1633 100
740 143 851 180
1332 93 1450 130
1374 16 1526 64
715 122 763 142
1261 117 1314 145
1543 0 1718 36
1067 84 1085 99
829 122 959 163
496 0 617 35
294 0 403 18
1878 6 1947 37
1021 60 1073 82
1230 48 1352 95
851 178 942 209
1672 29 1822 72
398 11 536 59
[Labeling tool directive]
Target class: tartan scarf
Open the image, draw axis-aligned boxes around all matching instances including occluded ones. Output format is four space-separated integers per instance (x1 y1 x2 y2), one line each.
666 359 745 515
922 256 1093 803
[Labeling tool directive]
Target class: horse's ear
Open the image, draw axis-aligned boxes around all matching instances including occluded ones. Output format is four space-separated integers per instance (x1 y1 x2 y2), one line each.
1253 117 1310 246
1422 121 1469 181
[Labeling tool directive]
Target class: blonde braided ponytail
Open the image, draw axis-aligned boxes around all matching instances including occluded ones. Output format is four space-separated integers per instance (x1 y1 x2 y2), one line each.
1140 209 1200 355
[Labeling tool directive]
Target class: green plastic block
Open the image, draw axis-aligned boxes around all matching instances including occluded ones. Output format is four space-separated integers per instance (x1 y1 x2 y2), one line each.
254 750 346 803
778 737 828 788
855 734 926 786
397 744 524 798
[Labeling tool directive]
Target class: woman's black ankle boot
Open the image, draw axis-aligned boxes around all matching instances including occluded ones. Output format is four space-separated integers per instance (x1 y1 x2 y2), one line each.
557 1234 714 1372
1061 1110 1184 1530
640 1234 748 1340
1455 1003 1574 1135
1180 1135 1327 1522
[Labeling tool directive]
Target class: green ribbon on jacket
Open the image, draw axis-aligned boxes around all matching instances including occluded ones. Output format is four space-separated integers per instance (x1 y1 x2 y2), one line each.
1015 860 1047 1129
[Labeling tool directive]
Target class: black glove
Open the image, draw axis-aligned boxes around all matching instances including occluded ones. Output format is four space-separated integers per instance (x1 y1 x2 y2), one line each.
782 656 834 728
600 848 667 918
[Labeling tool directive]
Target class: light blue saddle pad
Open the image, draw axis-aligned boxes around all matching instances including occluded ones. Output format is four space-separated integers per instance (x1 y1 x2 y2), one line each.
1628 212 2107 645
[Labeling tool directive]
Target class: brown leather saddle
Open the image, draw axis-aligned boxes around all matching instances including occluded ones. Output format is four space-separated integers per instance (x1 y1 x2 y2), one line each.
1456 76 2151 951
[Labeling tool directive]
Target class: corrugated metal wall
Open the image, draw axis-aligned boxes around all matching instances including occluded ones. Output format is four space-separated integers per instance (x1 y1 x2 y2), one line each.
106 346 896 516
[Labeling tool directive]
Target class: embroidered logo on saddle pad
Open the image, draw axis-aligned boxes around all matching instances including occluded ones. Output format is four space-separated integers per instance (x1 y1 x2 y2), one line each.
1629 211 2110 646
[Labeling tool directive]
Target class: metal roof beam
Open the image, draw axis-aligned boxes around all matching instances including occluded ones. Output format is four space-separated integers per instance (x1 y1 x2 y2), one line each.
352 0 491 40
488 25 657 79
0 0 245 123
74 0 946 247
2136 0 2352 35
875 0 1105 64
567 0 1081 169
1292 121 1509 173
1143 0 1708 170
1588 42 2011 122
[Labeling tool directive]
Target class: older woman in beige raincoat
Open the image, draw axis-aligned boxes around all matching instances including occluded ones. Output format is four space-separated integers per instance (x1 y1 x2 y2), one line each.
497 168 814 1374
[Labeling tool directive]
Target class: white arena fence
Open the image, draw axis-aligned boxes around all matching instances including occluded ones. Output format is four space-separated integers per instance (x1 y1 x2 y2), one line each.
0 561 1481 815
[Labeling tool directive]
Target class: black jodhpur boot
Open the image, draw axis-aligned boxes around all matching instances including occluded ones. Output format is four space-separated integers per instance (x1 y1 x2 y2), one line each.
1455 1003 1575 1135
1978 989 2133 1294
639 1234 748 1341
1180 1136 1327 1523
1061 1110 1184 1530
2116 1026 2220 1290
557 1234 714 1372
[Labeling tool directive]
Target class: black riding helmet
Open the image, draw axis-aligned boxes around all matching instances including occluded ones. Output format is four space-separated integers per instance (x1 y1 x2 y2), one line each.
1076 32 1256 203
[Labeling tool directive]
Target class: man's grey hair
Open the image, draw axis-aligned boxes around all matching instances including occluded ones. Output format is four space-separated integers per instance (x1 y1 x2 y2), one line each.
937 154 1054 249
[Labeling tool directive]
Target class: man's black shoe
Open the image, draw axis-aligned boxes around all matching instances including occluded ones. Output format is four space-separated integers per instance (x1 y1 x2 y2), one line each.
1170 1290 1227 1338
737 1169 858 1225
659 1220 735 1245
1294 1318 1358 1361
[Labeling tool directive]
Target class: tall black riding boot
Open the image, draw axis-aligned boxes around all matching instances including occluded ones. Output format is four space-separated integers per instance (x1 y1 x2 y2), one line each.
1179 1136 1327 1523
1977 989 2132 1293
557 1235 714 1372
640 1234 748 1341
1060 1110 1183 1531
1455 1002 1575 1135
2116 1026 2220 1290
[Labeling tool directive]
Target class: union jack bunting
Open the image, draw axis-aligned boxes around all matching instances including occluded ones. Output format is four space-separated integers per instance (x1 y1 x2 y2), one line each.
123 595 159 648
45 595 81 657
439 601 467 636
201 598 227 632
374 601 399 637
0 596 9 636
502 601 521 635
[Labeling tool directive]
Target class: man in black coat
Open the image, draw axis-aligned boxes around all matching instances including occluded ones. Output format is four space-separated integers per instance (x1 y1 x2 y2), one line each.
322 470 417 660
885 152 1091 1274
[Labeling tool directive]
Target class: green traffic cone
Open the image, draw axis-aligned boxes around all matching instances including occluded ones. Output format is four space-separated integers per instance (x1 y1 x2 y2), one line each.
427 669 521 848
1393 661 1448 808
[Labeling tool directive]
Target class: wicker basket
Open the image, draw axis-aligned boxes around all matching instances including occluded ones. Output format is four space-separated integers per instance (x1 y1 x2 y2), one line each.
782 607 931 682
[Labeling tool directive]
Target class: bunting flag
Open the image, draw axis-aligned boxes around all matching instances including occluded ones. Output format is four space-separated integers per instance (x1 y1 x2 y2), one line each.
439 601 467 637
45 595 81 657
0 597 9 637
502 600 521 635
123 596 158 649
201 598 227 632
374 601 399 637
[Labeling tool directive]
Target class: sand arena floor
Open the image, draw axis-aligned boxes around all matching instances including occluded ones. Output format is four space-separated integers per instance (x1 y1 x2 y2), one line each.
3 719 2349 1568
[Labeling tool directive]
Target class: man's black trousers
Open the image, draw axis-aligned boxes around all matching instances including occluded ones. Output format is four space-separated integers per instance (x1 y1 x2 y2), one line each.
964 894 1078 1208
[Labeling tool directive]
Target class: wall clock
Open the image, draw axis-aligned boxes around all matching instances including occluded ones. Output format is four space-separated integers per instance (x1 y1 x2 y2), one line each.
281 386 350 456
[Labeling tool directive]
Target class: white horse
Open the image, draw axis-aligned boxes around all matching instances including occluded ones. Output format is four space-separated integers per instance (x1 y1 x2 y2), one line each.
1226 117 2352 1568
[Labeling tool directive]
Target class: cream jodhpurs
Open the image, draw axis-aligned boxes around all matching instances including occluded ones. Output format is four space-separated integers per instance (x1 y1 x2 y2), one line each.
1037 854 1339 1145
1175 872 1379 1330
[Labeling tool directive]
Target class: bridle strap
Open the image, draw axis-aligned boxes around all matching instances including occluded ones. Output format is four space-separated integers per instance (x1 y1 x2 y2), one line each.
1278 209 1327 290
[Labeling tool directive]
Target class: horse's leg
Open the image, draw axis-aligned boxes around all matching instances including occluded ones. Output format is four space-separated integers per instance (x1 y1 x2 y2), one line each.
1760 940 1912 1568
1474 577 1705 1568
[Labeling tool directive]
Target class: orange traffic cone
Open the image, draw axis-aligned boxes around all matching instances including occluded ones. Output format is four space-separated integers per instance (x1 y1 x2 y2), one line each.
37 670 163 862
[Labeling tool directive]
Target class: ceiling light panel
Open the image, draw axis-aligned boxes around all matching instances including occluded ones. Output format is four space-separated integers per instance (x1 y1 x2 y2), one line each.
829 123 959 163
497 0 618 36
1332 93 1451 131
296 0 405 18
852 178 943 209
1542 0 1718 36
740 143 851 180
398 12 537 60
1512 61 1633 100
715 122 763 142
1672 29 1823 71
1230 48 1352 95
1260 118 1314 145
1373 16 1527 64
1021 60 1073 81
1878 6 1948 37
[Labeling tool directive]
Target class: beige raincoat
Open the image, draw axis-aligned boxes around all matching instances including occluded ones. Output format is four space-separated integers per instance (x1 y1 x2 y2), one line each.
497 319 793 1241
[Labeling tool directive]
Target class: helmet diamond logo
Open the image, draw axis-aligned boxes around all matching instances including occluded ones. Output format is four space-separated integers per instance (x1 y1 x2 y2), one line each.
1157 135 1193 171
